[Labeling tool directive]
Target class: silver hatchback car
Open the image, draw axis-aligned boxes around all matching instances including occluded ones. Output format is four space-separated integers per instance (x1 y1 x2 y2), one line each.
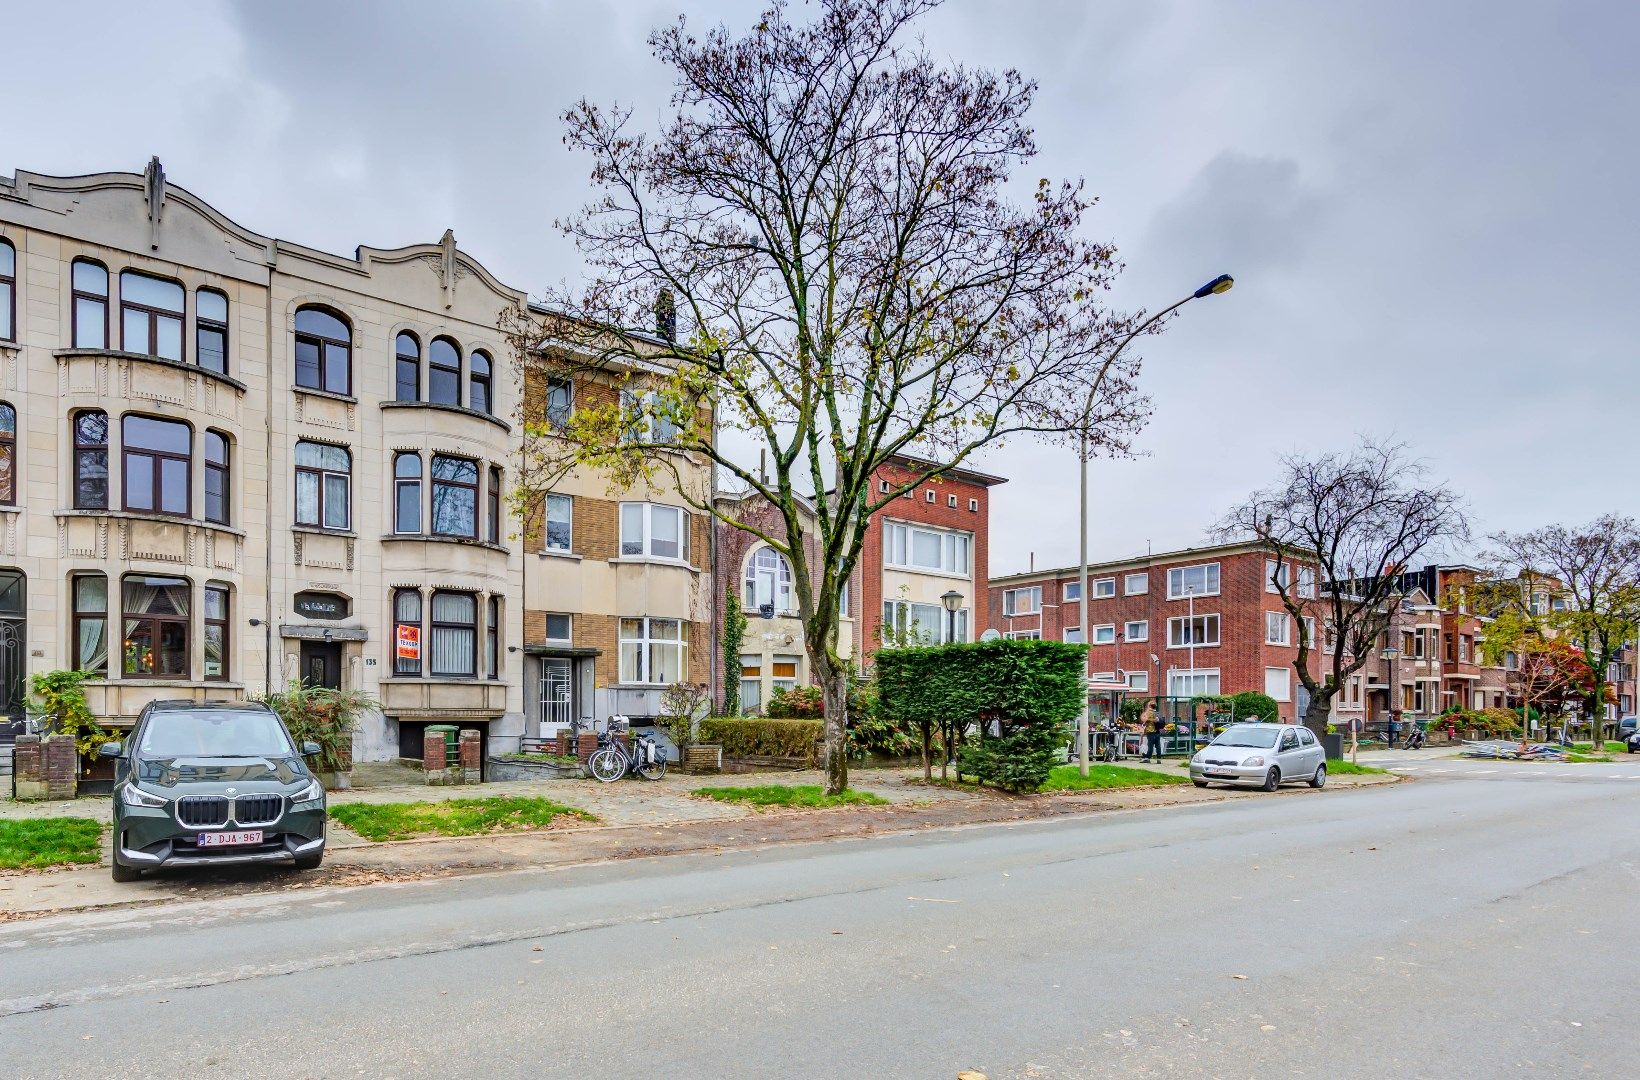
1190 723 1328 791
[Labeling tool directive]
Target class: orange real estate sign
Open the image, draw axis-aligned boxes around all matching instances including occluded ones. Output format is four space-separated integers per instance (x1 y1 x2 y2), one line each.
396 624 420 660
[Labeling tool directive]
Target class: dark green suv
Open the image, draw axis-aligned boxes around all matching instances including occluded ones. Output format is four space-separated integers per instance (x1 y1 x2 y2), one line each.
102 701 327 882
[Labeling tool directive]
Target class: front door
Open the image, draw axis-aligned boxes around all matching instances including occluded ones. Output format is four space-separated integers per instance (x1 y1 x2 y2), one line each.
299 642 343 690
0 570 24 742
539 658 573 733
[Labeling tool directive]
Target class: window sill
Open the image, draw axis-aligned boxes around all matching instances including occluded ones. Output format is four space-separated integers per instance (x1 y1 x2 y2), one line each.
1165 642 1221 650
381 533 508 554
54 348 248 394
381 675 486 684
84 679 247 690
883 565 972 581
292 384 358 405
537 549 583 561
1166 592 1221 601
608 556 699 574
292 524 357 539
54 508 247 538
380 400 511 433
0 339 18 352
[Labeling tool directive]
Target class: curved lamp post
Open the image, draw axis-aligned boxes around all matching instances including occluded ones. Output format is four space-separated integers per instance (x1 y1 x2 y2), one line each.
1076 275 1234 776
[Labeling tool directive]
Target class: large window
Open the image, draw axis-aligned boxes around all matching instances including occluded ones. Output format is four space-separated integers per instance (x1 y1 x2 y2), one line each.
1265 611 1290 646
122 415 191 516
203 431 230 525
543 493 572 552
470 350 493 415
1167 563 1219 599
72 410 108 509
72 573 109 675
431 455 479 537
618 617 689 684
1167 668 1220 698
486 466 502 544
621 389 681 444
884 521 970 575
883 600 966 644
119 271 184 361
393 452 422 533
544 377 573 429
294 441 351 530
0 238 13 340
1167 614 1220 647
1265 665 1291 702
620 502 689 560
71 259 109 348
196 288 228 374
746 547 793 614
294 307 351 394
393 589 422 676
1002 586 1041 617
429 337 461 406
395 332 420 402
0 402 12 506
204 584 229 680
122 574 190 678
430 591 477 677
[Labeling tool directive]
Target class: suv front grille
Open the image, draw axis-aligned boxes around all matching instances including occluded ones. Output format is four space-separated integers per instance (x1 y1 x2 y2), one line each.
234 794 283 826
177 796 230 828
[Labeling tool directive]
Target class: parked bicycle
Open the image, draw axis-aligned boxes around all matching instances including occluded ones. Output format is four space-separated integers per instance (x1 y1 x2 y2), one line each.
587 716 668 783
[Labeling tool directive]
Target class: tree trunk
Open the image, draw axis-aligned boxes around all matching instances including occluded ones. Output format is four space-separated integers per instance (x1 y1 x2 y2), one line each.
819 667 850 795
921 722 932 781
1302 692 1333 740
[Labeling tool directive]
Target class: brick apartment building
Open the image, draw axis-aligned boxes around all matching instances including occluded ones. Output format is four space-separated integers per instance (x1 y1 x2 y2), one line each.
987 541 1324 723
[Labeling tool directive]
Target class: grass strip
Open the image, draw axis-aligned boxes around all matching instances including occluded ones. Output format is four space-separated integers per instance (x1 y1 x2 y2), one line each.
0 818 104 870
329 796 594 841
1038 764 1191 791
690 784 889 809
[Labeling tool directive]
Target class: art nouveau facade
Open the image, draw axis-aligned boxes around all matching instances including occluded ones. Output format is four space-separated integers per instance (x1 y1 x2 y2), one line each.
0 161 526 761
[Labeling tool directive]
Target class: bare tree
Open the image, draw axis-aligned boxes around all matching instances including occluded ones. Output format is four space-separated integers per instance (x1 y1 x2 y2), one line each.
505 0 1152 793
1219 440 1468 737
1477 516 1640 738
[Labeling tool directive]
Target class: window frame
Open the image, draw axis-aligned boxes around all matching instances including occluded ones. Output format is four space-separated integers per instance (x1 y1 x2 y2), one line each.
618 616 690 685
1166 562 1220 599
1062 581 1081 603
486 595 501 680
430 454 480 539
429 589 478 678
118 269 186 363
1167 613 1221 648
619 501 691 562
293 306 352 395
486 466 502 545
429 337 462 407
393 452 422 534
203 584 230 681
0 238 14 342
0 401 13 507
544 377 573 429
120 573 191 679
1091 623 1116 645
72 409 109 510
393 588 423 676
195 287 229 375
1092 577 1117 599
1124 572 1149 596
293 440 352 531
745 546 794 614
1124 620 1148 642
1265 665 1291 701
71 572 109 675
395 332 421 402
1265 610 1291 646
1002 586 1041 617
121 414 192 517
884 521 971 575
543 493 572 553
71 258 110 349
203 429 230 525
1166 667 1221 698
469 350 493 415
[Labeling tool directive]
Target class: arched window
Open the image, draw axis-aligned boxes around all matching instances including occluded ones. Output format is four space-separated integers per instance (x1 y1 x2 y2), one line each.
469 350 492 415
122 414 191 516
393 588 422 676
0 402 14 506
393 452 422 534
204 430 230 525
71 259 108 349
196 288 229 374
394 332 420 402
745 546 793 615
120 271 185 361
72 410 109 509
0 238 15 341
294 440 351 530
294 306 351 394
71 573 108 675
429 337 461 407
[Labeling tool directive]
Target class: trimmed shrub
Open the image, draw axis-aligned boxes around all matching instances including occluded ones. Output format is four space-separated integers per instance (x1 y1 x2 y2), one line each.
766 685 824 719
876 638 1087 792
1228 691 1280 723
697 717 823 762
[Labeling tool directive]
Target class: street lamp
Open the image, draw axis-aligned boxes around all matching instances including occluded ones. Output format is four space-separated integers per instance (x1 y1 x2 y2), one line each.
940 590 964 645
1376 646 1401 765
1075 275 1234 776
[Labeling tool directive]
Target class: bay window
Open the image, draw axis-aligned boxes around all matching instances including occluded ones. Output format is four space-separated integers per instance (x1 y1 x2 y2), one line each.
119 271 184 361
294 306 351 395
1168 614 1220 647
395 332 420 401
204 584 229 680
393 452 421 533
1167 563 1219 599
73 410 108 509
203 431 230 525
71 259 109 348
430 590 477 677
72 573 109 675
429 337 461 406
122 415 191 516
431 455 479 537
884 521 970 575
294 441 351 530
196 288 228 374
543 493 572 552
620 502 689 561
619 617 689 684
470 350 493 415
122 574 190 678
393 589 422 675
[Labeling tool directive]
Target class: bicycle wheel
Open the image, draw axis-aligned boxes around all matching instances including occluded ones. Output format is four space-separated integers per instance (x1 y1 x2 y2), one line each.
636 756 667 781
588 747 626 783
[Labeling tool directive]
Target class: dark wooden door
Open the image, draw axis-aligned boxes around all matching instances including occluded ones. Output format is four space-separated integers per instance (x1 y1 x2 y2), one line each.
299 642 343 690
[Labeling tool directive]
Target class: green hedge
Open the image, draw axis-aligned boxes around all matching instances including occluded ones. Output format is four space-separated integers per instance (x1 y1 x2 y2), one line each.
697 717 823 762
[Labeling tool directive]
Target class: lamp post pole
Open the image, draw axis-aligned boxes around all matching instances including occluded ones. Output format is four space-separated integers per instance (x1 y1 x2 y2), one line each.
1075 275 1233 777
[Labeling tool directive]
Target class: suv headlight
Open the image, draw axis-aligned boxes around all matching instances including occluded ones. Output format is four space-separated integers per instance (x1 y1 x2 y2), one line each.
121 782 169 809
1243 755 1265 767
292 779 325 808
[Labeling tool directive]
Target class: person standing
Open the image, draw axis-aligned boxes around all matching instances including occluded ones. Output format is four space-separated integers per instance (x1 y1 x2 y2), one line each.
1141 702 1164 762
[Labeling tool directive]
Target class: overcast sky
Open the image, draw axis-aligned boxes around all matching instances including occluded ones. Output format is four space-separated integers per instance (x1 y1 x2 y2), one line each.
6 1 1633 576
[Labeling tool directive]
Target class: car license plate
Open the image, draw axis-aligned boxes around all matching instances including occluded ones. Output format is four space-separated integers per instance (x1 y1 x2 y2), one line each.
198 830 262 847
1205 769 1237 779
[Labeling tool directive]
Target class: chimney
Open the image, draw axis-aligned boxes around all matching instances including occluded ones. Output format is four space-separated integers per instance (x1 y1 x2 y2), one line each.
654 289 676 343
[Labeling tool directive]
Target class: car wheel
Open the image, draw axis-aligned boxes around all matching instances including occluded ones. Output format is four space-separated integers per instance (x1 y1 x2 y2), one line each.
1261 767 1281 792
1192 779 1209 788
110 856 142 883
293 852 323 872
1310 763 1327 789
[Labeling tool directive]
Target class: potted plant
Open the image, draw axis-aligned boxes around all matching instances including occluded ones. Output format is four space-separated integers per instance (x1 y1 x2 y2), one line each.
256 681 373 789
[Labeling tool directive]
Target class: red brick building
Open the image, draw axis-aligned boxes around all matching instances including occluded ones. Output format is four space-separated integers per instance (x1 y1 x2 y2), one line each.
987 541 1324 722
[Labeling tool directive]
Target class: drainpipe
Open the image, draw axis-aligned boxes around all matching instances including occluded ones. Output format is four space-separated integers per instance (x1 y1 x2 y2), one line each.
263 274 276 697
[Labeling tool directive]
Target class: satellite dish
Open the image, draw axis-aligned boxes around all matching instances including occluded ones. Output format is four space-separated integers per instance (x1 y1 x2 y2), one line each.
980 628 1002 642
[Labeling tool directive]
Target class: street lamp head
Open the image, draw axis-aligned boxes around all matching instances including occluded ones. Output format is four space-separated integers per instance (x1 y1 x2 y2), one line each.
940 590 964 614
1193 274 1234 299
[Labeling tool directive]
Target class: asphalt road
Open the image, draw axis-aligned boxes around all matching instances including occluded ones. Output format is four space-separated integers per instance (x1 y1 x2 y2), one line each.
3 769 1636 1079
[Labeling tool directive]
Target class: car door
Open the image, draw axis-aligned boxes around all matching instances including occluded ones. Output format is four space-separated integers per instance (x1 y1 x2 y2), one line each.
1277 727 1302 781
1296 726 1322 775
